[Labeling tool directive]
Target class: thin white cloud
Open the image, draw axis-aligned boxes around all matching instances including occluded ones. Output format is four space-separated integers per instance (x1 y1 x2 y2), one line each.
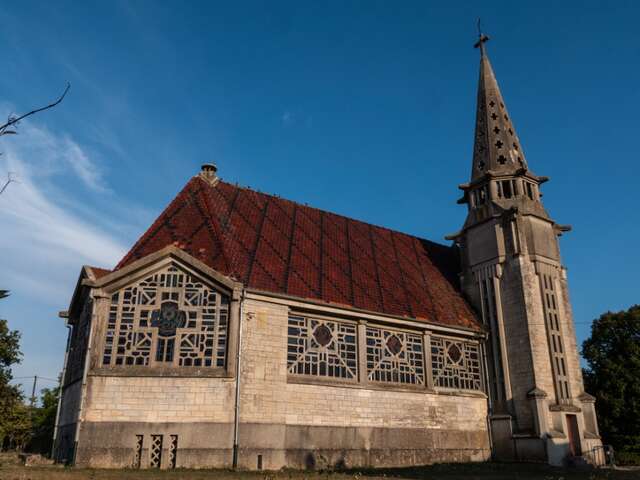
0 115 142 389
0 120 129 296
61 136 108 192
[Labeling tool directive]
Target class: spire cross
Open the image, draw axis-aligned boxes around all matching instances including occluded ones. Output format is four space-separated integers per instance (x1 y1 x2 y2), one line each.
474 18 490 55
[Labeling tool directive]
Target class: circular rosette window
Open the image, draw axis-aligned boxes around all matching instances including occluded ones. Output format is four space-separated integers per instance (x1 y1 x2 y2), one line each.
312 324 333 347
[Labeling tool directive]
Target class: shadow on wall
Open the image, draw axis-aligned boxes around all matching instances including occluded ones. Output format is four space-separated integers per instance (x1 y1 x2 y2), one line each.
304 453 347 471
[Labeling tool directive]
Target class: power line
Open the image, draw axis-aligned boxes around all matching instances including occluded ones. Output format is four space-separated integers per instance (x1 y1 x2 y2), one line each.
11 375 59 383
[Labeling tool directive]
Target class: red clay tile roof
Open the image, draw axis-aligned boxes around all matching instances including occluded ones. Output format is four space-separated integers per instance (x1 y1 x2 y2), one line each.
87 266 112 280
116 176 480 330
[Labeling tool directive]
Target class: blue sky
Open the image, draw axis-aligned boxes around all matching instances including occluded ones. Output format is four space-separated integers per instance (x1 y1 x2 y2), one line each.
1 1 639 396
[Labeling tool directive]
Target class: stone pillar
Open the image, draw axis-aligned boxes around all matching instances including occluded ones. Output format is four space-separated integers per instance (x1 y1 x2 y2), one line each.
226 287 242 378
357 320 368 385
527 388 549 438
423 332 434 390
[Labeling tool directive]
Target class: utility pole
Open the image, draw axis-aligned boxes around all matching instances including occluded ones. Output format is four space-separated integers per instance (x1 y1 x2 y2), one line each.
30 375 38 408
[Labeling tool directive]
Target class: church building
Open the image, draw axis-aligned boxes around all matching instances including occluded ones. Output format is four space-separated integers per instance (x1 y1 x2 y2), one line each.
53 36 601 469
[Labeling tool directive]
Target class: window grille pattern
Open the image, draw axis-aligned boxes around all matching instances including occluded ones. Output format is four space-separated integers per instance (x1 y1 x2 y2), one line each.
366 326 424 385
431 337 482 391
65 297 93 384
168 435 178 469
150 435 162 468
541 273 571 403
133 435 143 469
287 315 357 379
102 264 229 368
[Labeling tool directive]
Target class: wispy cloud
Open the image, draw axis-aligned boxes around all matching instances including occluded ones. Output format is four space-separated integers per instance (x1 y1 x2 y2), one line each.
0 119 129 302
61 135 108 192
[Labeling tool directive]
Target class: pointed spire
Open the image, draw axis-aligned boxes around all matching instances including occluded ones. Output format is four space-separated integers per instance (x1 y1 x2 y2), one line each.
471 29 528 181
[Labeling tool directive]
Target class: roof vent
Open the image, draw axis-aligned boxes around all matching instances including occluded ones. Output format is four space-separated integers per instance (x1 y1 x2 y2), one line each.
200 163 218 185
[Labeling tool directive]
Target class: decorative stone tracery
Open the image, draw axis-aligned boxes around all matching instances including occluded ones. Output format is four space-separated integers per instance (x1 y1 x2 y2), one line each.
102 264 229 368
287 315 482 392
286 315 358 379
65 297 93 384
431 336 483 391
365 326 425 385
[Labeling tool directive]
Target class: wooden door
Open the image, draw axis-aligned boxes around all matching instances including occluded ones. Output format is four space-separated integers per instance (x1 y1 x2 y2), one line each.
566 414 581 456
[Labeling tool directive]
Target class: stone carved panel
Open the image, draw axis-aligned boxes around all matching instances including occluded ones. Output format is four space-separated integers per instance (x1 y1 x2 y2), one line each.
366 326 425 385
102 264 229 368
65 297 93 385
287 315 358 380
431 336 483 391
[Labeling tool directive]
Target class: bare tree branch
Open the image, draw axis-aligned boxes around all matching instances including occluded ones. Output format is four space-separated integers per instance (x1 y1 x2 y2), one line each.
0 83 71 137
0 172 18 196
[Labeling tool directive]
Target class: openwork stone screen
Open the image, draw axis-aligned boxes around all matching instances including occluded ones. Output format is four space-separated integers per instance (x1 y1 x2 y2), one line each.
366 326 425 385
102 264 229 368
287 315 357 380
540 273 571 403
287 315 483 392
65 297 93 384
431 336 482 390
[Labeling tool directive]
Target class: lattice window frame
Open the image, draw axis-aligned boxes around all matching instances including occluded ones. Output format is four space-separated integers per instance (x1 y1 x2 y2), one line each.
365 325 425 386
287 314 358 381
101 263 230 370
133 435 143 469
168 435 178 469
149 435 163 468
540 271 572 404
65 295 93 385
431 335 483 391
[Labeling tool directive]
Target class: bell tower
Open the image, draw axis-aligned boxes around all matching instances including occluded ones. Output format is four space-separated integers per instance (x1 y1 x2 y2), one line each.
448 32 602 464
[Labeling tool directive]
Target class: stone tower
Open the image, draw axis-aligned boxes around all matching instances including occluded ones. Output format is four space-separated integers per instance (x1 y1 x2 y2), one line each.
448 34 601 464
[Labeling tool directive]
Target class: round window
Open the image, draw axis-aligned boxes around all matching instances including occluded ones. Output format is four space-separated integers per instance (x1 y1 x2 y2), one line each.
447 343 463 364
313 324 333 346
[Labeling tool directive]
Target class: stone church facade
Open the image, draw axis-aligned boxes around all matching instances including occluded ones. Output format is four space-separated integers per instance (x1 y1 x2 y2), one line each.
53 38 601 469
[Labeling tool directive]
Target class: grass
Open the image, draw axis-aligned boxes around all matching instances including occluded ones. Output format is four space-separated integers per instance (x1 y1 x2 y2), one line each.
1 455 638 480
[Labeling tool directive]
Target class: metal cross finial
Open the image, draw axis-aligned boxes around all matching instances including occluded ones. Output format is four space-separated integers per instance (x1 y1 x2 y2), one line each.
474 18 490 55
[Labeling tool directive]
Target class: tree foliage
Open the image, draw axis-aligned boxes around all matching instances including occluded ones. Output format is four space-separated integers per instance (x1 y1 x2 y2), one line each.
27 387 60 454
0 318 25 450
582 305 640 455
0 316 61 453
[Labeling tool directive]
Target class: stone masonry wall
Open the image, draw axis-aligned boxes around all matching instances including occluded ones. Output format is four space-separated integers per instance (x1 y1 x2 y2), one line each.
77 376 236 468
83 376 235 423
238 297 490 470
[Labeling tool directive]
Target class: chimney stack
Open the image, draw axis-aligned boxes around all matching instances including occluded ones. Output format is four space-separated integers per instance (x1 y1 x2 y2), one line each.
200 163 219 185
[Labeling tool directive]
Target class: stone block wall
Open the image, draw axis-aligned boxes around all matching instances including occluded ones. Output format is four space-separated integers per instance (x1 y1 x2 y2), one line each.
237 297 491 470
76 376 236 468
61 287 491 470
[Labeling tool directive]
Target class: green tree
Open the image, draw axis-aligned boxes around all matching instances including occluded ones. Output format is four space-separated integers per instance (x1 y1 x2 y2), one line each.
2 402 31 451
582 305 640 458
0 318 25 450
27 386 60 454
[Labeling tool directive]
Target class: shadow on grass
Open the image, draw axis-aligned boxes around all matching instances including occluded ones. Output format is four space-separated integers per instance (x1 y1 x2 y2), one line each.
334 462 633 480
